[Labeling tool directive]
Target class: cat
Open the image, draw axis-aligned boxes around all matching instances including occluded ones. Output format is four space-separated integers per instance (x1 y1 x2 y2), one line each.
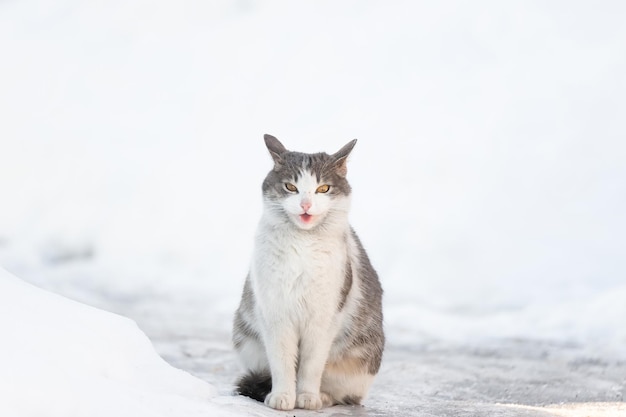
232 134 384 411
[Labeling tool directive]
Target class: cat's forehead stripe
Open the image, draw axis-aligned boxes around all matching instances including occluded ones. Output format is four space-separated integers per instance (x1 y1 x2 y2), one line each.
281 152 326 182
301 159 321 182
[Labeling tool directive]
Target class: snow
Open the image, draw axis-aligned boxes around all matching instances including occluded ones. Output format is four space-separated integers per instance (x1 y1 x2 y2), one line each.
0 268 241 417
1 0 625 415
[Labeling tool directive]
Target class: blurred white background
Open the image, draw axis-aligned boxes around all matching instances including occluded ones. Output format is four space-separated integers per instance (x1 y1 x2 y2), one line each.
1 0 625 355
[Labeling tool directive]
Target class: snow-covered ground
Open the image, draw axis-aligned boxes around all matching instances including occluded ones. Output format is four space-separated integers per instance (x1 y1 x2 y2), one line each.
1 1 625 416
0 268 241 417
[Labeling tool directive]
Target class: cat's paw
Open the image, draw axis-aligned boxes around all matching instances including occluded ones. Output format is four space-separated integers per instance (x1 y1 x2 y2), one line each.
265 391 295 410
296 392 323 410
320 391 334 408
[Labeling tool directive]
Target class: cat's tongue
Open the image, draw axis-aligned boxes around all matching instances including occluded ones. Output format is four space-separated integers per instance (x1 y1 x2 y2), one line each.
300 213 313 223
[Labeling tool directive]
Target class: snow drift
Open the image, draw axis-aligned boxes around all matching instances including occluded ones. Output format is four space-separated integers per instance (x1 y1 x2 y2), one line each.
0 268 236 417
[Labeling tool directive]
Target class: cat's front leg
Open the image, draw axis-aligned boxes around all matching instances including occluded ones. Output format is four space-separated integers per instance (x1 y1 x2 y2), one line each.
262 323 298 410
295 326 334 410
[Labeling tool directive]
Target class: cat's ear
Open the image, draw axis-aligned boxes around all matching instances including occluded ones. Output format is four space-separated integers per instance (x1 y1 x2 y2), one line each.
264 134 287 166
331 139 357 177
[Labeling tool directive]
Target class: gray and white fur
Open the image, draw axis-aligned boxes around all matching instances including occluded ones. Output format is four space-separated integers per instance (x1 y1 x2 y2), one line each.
232 135 384 410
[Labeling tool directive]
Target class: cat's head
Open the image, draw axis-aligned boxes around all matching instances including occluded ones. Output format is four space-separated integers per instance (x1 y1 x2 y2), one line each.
261 134 356 231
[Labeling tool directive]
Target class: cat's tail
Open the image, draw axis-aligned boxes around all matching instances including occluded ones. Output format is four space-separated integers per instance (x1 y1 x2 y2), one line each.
235 371 272 402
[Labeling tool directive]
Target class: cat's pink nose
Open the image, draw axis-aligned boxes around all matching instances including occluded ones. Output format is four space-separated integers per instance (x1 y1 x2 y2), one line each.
300 200 312 212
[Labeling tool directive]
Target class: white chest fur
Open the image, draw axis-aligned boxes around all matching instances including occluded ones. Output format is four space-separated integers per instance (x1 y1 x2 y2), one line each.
251 220 348 332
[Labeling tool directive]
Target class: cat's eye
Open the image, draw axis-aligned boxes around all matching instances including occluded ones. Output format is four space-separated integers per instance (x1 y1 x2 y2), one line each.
285 183 298 192
316 184 330 193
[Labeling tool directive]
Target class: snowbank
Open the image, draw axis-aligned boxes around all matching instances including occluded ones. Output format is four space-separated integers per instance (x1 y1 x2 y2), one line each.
0 268 236 417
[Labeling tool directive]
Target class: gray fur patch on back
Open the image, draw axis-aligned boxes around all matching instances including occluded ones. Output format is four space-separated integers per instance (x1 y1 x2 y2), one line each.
341 228 385 374
233 276 260 349
338 259 353 311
